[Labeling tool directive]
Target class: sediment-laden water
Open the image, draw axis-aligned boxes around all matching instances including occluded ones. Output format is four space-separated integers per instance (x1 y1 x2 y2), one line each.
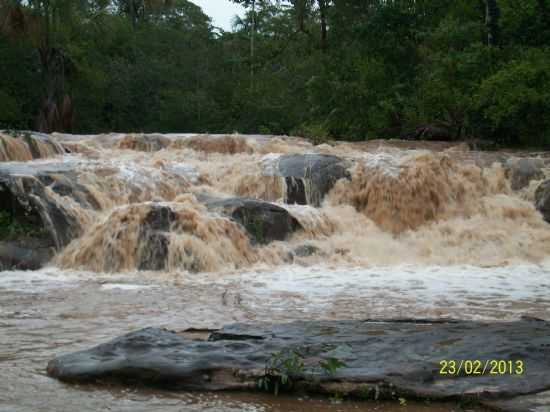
1 131 550 411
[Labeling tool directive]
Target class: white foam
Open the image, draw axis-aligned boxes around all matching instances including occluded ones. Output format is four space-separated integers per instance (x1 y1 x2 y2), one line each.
2 263 549 320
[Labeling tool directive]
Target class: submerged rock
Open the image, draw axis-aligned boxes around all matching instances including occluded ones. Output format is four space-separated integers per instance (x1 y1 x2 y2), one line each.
55 201 258 273
180 134 254 154
506 158 544 190
293 244 321 257
535 180 550 223
118 134 171 152
0 238 54 270
137 205 177 271
264 154 350 206
48 319 550 407
206 197 302 244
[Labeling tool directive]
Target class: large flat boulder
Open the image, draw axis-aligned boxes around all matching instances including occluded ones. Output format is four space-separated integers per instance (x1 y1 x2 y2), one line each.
264 154 350 206
48 319 550 406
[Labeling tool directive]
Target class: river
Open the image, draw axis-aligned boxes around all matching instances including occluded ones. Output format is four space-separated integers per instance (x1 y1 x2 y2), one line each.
1 132 549 411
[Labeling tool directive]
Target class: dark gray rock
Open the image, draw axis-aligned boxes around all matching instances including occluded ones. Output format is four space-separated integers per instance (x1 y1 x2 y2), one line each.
292 244 322 258
535 180 550 223
206 197 302 244
48 319 550 405
0 161 103 269
50 176 101 210
0 164 86 251
0 238 54 270
506 158 544 191
481 391 550 412
268 154 350 206
137 206 177 271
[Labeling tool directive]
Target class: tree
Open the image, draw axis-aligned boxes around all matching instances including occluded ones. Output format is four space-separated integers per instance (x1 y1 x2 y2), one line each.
485 0 501 45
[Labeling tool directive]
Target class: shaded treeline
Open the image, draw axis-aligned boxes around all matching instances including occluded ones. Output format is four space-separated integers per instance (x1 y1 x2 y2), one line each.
0 0 549 147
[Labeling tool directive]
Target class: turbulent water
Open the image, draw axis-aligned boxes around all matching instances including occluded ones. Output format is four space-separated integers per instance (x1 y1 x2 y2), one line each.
1 131 550 411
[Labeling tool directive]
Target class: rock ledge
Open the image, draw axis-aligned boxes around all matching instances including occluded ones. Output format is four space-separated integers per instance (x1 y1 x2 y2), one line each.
47 319 550 411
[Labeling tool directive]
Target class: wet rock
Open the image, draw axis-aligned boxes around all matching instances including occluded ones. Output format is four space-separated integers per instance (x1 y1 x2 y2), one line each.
482 390 550 412
506 158 544 190
48 319 550 406
535 180 550 223
206 197 302 244
137 206 177 271
50 176 101 210
265 154 350 206
0 238 54 270
293 244 322 258
0 163 86 251
287 244 323 263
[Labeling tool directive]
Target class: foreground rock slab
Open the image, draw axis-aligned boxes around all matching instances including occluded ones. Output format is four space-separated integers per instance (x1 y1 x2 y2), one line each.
48 319 550 407
482 390 550 412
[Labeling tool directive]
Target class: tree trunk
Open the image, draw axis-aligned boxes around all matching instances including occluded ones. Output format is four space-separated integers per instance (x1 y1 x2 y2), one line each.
294 0 308 33
250 0 256 89
318 0 328 50
485 0 500 46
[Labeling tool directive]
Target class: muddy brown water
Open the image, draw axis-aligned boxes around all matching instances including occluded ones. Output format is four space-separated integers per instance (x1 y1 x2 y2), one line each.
0 269 500 412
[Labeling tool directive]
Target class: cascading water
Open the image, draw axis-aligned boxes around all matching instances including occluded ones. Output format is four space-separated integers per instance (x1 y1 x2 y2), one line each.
1 132 550 271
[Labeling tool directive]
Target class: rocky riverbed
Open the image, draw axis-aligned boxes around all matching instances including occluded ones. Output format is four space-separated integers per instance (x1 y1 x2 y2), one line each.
2 131 550 411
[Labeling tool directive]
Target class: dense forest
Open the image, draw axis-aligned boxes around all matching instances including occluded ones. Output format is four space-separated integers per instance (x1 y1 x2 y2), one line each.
0 0 549 147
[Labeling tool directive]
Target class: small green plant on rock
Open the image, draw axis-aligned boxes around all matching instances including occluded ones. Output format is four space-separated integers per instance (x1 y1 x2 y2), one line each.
0 210 48 241
258 349 305 396
319 357 347 376
358 385 374 400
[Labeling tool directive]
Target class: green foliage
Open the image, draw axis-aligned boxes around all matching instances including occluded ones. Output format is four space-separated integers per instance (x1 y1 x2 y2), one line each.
0 210 48 241
476 47 550 147
0 0 549 147
294 122 330 145
258 349 305 396
319 357 346 376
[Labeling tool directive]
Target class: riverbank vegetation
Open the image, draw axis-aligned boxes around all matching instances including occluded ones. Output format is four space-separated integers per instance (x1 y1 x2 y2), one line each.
0 0 548 147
